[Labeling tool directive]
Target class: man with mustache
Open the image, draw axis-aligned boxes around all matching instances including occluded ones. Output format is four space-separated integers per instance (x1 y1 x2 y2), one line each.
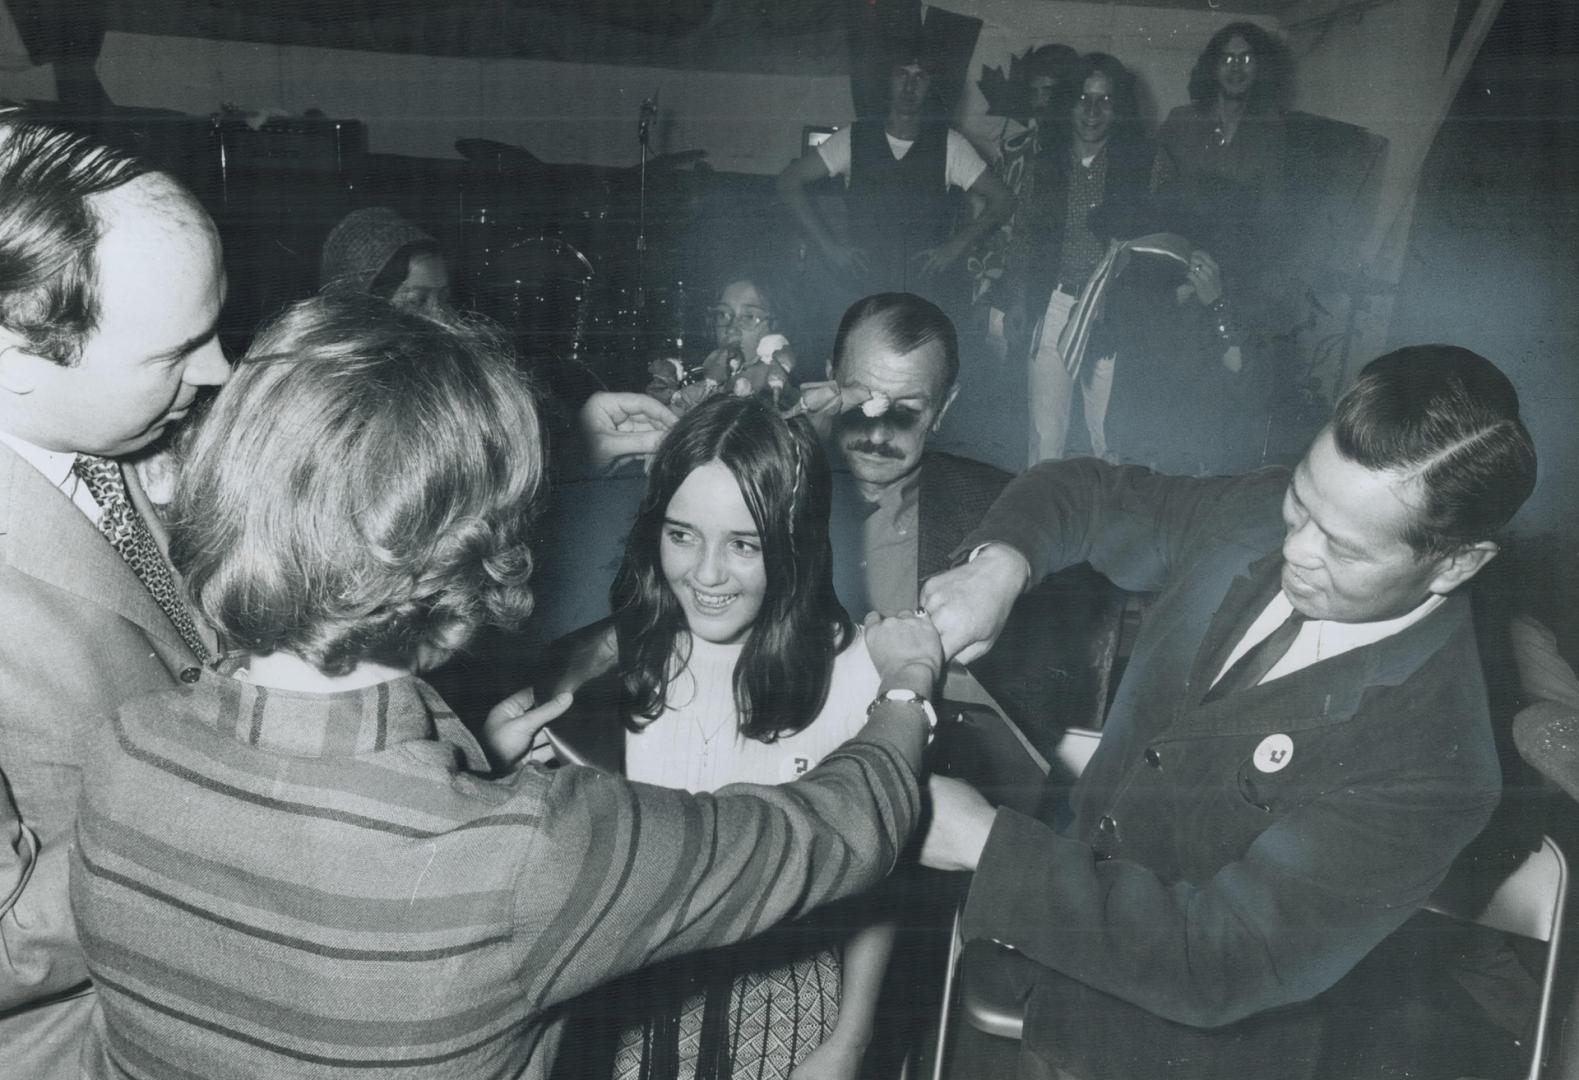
825 291 1099 735
917 345 1537 1080
0 115 229 1079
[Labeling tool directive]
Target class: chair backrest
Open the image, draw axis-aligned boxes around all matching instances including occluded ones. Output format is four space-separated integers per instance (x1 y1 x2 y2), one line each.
1049 726 1102 786
1424 835 1567 1080
1425 835 1567 943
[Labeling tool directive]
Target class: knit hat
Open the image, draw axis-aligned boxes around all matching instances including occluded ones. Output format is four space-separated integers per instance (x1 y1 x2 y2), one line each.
319 207 435 292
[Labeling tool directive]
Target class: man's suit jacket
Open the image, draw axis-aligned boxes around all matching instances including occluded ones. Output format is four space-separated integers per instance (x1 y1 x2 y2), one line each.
916 451 1114 744
956 458 1500 1080
0 440 205 1080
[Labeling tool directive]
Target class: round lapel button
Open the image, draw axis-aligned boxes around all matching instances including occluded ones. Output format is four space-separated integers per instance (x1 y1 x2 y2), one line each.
1253 733 1294 773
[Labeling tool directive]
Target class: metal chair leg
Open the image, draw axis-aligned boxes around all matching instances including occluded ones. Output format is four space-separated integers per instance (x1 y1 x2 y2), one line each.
928 905 964 1080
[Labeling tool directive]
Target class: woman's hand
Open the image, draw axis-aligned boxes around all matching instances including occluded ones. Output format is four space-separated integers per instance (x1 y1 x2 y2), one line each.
483 687 574 769
700 345 744 384
789 1035 864 1080
863 609 943 696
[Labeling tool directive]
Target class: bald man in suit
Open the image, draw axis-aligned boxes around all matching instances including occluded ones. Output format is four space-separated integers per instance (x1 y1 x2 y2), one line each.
0 117 228 1079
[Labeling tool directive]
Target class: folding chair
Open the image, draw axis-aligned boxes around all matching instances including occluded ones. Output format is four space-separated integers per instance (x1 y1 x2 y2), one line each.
1422 835 1568 1080
927 725 1098 1080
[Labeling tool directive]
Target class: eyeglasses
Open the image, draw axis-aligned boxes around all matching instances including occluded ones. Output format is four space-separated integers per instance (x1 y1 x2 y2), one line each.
710 307 772 333
1220 52 1256 68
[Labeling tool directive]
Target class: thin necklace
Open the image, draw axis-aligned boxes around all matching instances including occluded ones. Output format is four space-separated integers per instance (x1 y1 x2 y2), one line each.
691 710 734 746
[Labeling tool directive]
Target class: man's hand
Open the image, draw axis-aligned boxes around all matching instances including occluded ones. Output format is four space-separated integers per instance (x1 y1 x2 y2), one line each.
483 687 574 768
918 544 1032 663
1183 249 1223 308
579 392 678 472
795 379 874 440
788 1034 864 1080
1001 296 1029 350
820 238 872 278
913 237 966 278
921 775 997 873
863 609 943 697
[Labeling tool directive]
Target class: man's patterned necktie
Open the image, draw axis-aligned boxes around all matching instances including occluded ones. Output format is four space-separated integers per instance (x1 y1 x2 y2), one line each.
72 454 211 664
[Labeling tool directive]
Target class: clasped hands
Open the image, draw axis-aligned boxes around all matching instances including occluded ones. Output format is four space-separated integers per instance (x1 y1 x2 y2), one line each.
907 544 1035 872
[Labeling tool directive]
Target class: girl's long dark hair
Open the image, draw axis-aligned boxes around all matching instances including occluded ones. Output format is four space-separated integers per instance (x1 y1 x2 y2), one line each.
611 395 852 742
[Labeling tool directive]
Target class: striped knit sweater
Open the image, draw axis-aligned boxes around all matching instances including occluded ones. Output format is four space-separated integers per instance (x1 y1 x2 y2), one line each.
69 669 924 1079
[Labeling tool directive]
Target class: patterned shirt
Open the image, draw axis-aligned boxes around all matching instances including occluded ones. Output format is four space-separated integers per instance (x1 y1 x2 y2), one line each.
1002 144 1111 298
71 670 923 1079
1054 148 1111 288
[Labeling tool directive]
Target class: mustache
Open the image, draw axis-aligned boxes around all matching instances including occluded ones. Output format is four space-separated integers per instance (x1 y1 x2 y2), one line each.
844 441 905 460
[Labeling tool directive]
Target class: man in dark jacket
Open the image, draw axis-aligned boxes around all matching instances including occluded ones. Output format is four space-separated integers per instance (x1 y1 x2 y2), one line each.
917 344 1537 1080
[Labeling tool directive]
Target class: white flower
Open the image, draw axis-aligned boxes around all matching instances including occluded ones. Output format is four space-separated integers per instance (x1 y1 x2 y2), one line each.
755 333 790 362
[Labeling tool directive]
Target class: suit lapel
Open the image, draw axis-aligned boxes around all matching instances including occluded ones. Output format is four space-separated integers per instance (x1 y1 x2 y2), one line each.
916 455 981 582
916 460 947 582
1187 549 1285 703
0 443 193 657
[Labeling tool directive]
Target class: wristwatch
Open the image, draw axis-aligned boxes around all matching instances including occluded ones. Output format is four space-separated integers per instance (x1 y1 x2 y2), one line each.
868 687 939 736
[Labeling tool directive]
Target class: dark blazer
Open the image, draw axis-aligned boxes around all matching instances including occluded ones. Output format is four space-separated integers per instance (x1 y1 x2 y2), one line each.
0 440 207 1079
955 458 1500 1080
913 452 1111 740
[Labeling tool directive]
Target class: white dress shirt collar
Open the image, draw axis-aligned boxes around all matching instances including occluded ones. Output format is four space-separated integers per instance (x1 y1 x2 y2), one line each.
1219 585 1448 688
0 429 99 522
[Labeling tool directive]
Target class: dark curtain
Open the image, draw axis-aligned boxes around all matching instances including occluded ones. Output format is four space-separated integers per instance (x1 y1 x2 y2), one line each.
4 0 107 65
921 5 982 117
5 0 110 107
845 1 982 122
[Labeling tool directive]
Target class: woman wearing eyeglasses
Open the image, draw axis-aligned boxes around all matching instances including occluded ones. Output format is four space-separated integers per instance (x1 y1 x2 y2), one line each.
647 267 800 414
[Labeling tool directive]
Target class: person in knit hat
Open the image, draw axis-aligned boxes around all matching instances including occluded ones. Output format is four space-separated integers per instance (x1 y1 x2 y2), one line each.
319 206 451 315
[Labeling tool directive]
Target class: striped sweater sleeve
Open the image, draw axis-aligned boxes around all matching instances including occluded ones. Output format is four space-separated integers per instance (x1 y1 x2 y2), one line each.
508 708 925 1008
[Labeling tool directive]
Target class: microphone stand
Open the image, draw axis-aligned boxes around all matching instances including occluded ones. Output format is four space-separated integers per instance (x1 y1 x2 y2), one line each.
637 92 657 313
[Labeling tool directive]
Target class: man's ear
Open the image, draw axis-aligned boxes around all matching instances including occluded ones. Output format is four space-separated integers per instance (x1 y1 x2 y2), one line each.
0 330 42 396
932 383 960 432
1428 540 1500 596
